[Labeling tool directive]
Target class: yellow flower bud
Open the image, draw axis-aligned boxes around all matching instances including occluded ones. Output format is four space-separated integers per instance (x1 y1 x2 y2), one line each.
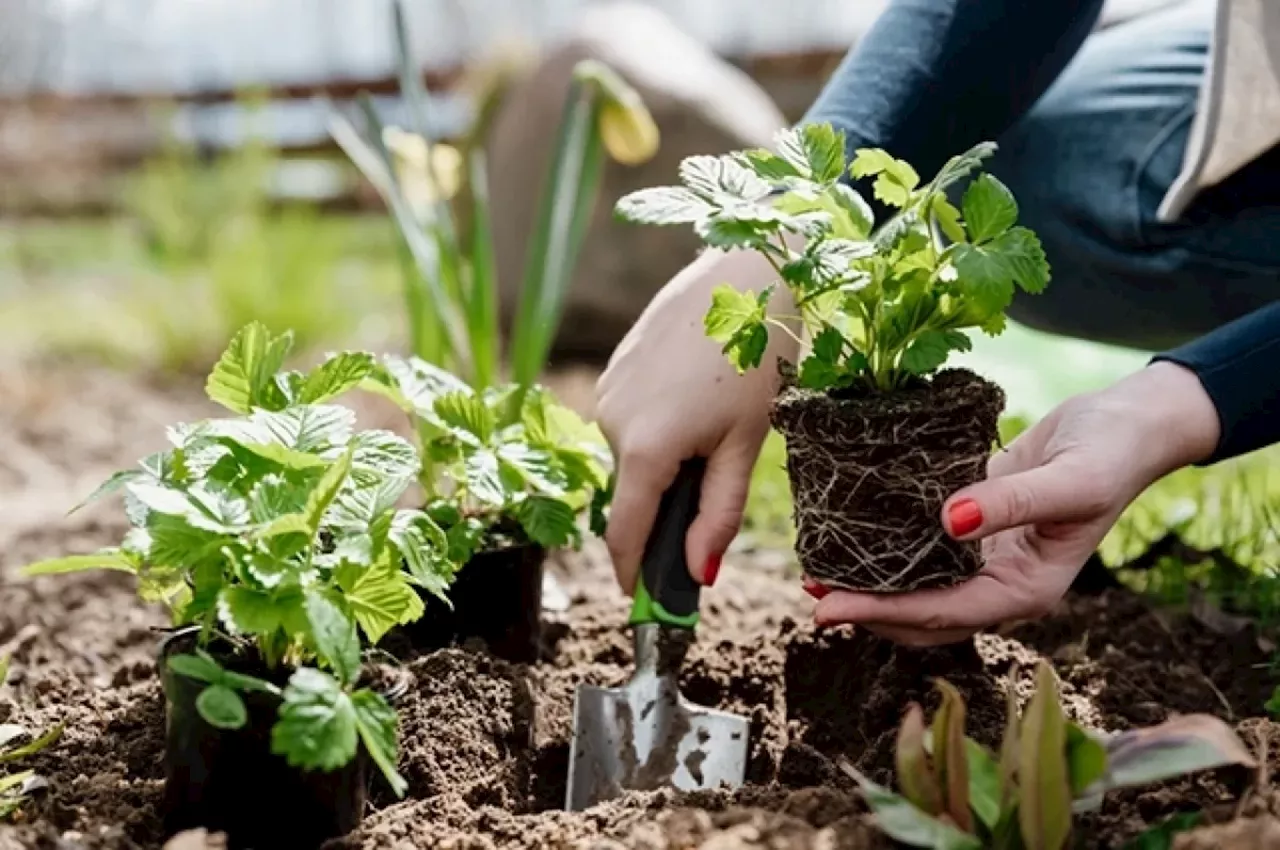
598 99 660 166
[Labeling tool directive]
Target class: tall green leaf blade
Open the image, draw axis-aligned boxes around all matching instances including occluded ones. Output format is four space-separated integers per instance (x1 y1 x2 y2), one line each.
305 446 355 533
325 98 465 366
965 739 1002 831
463 148 500 389
22 549 138 576
1018 662 1071 850
509 74 605 386
842 762 982 849
1094 715 1256 794
896 703 942 816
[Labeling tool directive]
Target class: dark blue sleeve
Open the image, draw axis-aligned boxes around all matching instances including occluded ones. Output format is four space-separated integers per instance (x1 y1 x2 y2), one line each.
1152 302 1280 464
802 0 1106 189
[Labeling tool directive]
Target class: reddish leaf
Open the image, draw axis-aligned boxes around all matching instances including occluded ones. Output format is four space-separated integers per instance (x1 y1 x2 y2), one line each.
897 703 943 816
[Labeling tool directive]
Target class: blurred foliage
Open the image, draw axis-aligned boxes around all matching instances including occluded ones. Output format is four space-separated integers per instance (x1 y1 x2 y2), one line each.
0 94 400 372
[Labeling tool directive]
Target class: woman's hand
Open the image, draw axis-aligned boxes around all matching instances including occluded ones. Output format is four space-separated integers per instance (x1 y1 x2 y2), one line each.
810 361 1222 646
595 247 799 595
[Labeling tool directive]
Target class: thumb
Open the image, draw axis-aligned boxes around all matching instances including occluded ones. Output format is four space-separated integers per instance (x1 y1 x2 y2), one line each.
684 441 754 585
943 461 1105 540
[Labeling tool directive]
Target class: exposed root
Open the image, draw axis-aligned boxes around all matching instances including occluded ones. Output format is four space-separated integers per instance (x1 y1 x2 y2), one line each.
769 368 1004 593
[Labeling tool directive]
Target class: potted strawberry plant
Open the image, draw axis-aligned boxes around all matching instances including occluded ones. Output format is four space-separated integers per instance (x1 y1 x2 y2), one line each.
615 124 1050 592
362 356 611 662
22 323 455 849
325 0 637 661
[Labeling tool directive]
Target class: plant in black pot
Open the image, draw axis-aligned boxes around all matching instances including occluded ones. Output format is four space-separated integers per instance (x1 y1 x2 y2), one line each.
615 124 1051 593
22 323 456 849
363 355 611 662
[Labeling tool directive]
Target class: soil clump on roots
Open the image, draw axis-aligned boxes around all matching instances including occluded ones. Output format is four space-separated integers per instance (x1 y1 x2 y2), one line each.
1 366 1276 849
769 368 1004 592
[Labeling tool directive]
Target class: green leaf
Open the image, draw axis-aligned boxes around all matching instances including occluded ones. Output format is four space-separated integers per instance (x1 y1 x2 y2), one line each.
1094 714 1256 794
0 722 62 764
206 322 294 414
305 591 361 686
22 549 138 576
220 669 281 696
614 186 715 225
1018 661 1071 850
1066 722 1108 796
364 356 471 419
932 679 972 833
166 652 223 684
925 142 998 195
992 227 1050 294
850 148 919 208
146 515 229 568
952 243 1017 317
390 510 454 589
844 764 982 849
740 149 801 181
680 154 771 203
434 391 495 444
896 703 942 816
271 668 359 772
347 560 426 644
704 284 771 374
694 213 779 250
67 469 142 516
798 326 853 391
218 587 284 636
352 689 407 797
963 174 1018 244
247 405 356 454
932 196 967 244
305 446 355 533
515 496 578 548
297 352 376 405
901 330 971 376
464 449 507 506
1121 812 1204 850
832 183 875 238
196 685 248 730
507 69 606 386
250 474 312 524
965 738 1002 831
350 429 420 484
776 124 846 183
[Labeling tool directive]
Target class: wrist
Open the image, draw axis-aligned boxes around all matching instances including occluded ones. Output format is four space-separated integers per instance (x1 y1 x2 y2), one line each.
1111 360 1221 477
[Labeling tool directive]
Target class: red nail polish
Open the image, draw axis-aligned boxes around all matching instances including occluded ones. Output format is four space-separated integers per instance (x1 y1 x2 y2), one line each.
802 579 830 600
948 498 983 537
703 554 722 587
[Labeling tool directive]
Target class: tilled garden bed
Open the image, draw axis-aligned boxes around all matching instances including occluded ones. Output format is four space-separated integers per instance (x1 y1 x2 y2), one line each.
2 367 1279 849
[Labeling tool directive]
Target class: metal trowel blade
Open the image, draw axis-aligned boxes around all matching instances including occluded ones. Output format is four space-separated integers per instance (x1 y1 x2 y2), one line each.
564 625 749 812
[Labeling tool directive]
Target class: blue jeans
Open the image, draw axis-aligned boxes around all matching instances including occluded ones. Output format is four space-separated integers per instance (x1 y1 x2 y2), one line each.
805 0 1280 351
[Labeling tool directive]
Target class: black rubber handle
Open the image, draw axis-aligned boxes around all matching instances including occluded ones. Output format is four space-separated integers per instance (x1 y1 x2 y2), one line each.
631 458 706 628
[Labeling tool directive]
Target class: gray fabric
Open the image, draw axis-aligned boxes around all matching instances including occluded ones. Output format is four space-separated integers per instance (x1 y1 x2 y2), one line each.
1159 0 1280 221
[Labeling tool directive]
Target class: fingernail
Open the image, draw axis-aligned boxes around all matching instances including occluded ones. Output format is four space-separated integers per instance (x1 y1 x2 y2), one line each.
802 578 830 600
948 498 983 537
703 554 722 587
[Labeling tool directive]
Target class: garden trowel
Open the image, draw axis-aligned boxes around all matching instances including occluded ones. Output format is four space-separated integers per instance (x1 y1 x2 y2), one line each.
565 459 749 811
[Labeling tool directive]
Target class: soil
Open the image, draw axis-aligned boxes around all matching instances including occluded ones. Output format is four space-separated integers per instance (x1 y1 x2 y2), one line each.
769 367 1005 593
1 364 1277 850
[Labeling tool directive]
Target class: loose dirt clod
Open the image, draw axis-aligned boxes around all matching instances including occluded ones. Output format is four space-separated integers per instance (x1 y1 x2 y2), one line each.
769 368 1005 592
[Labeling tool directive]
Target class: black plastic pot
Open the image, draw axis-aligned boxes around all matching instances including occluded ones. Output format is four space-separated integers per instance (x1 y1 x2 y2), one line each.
158 628 376 850
401 541 547 663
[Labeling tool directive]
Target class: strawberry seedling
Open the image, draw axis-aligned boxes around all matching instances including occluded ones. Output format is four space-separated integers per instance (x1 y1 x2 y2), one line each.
21 322 451 846
615 124 1049 591
843 660 1255 849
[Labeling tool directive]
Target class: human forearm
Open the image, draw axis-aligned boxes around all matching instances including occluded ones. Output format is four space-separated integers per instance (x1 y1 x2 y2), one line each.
1152 301 1280 463
802 0 1105 181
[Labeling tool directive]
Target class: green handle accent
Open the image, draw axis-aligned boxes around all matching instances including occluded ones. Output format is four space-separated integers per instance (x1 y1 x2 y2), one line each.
628 459 705 629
